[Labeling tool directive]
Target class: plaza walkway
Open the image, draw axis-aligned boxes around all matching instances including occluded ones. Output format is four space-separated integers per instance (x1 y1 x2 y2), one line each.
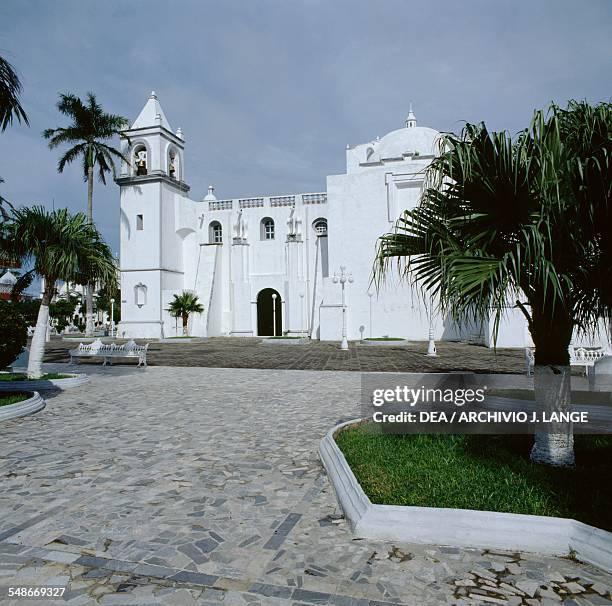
0 365 610 605
44 337 526 374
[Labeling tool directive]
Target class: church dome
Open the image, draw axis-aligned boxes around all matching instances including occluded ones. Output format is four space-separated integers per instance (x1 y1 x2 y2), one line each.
376 125 439 159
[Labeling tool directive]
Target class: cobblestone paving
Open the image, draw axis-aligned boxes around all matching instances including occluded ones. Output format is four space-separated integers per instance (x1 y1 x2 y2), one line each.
0 365 610 605
44 338 525 374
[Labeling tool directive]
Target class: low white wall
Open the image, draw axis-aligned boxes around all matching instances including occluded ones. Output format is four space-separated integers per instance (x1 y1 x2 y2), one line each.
0 392 45 422
319 419 612 573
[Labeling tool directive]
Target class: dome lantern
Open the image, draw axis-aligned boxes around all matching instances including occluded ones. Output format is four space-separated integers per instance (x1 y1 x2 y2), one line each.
203 185 217 202
405 103 417 128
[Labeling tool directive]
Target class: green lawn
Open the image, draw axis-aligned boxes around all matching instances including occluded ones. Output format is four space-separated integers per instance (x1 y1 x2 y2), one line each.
0 392 30 407
336 424 612 531
0 373 71 381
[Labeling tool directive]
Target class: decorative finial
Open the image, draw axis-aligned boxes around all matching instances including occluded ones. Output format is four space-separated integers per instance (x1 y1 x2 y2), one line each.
150 90 157 99
176 127 183 139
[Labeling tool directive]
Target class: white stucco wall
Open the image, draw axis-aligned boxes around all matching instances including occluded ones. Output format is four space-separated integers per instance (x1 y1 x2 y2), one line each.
119 94 567 348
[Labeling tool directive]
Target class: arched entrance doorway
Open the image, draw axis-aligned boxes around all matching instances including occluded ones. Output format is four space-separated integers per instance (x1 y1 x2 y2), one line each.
257 288 282 336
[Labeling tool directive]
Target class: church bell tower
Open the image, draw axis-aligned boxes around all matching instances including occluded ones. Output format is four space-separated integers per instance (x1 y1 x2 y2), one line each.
116 92 190 338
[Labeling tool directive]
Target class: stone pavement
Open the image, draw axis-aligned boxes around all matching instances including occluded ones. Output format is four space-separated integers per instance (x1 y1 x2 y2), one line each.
0 365 610 606
44 338 526 374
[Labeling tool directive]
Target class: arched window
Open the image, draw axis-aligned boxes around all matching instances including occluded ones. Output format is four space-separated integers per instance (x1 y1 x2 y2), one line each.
261 217 275 240
313 218 328 236
133 145 148 176
209 221 223 244
134 283 147 307
167 147 180 180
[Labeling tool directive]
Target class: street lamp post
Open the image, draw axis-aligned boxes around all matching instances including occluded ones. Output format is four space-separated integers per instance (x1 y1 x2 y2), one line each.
272 293 278 337
333 266 353 350
299 292 305 336
367 291 374 338
427 295 437 356
110 298 115 338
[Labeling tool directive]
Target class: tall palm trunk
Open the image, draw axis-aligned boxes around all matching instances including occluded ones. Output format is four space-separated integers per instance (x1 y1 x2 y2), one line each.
182 313 189 336
85 164 95 336
531 365 574 466
529 310 575 467
27 280 55 379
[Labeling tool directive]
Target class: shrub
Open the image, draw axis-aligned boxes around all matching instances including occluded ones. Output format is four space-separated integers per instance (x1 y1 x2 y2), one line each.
0 300 28 369
14 298 40 325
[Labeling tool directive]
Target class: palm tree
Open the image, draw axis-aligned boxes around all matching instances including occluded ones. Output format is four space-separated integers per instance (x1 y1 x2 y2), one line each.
167 292 204 336
0 55 28 131
43 92 128 336
4 206 117 378
376 100 612 467
1 55 28 220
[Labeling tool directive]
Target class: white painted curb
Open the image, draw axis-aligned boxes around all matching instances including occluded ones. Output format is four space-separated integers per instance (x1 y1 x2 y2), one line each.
319 419 612 573
0 391 45 421
261 338 309 345
358 340 408 347
0 373 89 391
158 337 206 343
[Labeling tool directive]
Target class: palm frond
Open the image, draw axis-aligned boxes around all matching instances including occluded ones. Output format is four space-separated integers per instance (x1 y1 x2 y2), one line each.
7 205 117 291
0 56 29 130
57 143 87 174
45 91 129 190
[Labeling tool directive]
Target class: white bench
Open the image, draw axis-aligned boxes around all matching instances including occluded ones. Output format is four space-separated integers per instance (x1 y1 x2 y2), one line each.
69 339 149 367
525 346 608 376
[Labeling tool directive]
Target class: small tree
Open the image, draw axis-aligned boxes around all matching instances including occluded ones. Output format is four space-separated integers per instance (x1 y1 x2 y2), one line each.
0 300 27 369
96 285 121 324
49 295 80 333
167 291 204 336
4 206 117 378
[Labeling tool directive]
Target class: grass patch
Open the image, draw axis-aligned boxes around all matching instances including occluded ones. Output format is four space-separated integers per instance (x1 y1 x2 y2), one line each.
0 392 30 407
0 373 72 381
336 424 612 531
365 337 405 341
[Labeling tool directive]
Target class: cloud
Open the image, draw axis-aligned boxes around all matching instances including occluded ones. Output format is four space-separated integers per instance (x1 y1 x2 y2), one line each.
0 0 610 266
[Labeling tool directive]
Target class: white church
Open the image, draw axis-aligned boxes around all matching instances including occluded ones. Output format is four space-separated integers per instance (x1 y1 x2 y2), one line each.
116 92 529 346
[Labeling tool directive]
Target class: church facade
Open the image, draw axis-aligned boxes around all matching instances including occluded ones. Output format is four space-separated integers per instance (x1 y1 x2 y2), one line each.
116 92 529 346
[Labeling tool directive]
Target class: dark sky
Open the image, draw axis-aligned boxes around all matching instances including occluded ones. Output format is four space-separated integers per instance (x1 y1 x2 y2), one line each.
1 0 611 257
